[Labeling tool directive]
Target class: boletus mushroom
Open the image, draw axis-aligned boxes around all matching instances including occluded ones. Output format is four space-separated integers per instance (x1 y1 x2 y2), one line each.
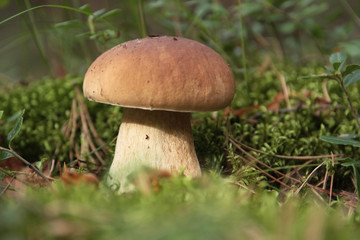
83 36 235 191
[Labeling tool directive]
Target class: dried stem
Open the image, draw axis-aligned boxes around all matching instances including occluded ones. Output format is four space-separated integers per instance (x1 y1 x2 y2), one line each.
227 136 339 197
0 147 51 185
271 63 291 111
0 177 15 197
329 152 335 203
229 137 344 160
295 162 324 195
270 159 314 184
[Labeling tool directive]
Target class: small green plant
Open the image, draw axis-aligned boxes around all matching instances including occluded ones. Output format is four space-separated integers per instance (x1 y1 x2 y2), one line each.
0 110 50 184
300 52 360 202
301 52 360 138
0 110 25 161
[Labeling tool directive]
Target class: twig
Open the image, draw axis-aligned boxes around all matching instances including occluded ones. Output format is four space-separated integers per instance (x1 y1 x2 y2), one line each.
230 180 256 194
0 147 51 185
75 86 105 164
248 103 346 120
271 63 291 110
69 99 78 160
75 85 108 154
310 187 326 203
0 177 15 197
228 138 317 185
322 79 331 103
229 137 344 160
295 162 325 195
234 152 292 189
226 136 340 197
329 152 335 203
322 164 329 190
270 159 314 183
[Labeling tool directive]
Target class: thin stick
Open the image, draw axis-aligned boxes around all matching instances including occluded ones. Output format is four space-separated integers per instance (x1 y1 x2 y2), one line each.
0 177 15 197
227 137 339 197
322 79 331 103
329 152 335 203
229 137 344 160
235 153 292 189
75 88 104 165
310 187 326 203
228 138 311 184
271 63 291 110
0 147 51 185
75 85 108 154
69 99 78 161
322 165 329 190
230 181 256 194
295 162 325 195
270 159 314 183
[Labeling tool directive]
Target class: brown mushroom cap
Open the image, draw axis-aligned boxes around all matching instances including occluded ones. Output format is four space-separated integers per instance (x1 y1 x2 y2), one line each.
83 36 235 112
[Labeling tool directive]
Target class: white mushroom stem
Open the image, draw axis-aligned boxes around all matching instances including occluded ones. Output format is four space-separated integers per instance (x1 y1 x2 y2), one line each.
108 108 201 190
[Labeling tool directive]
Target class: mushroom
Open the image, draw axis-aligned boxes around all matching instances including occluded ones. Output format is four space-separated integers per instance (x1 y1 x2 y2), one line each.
83 36 235 191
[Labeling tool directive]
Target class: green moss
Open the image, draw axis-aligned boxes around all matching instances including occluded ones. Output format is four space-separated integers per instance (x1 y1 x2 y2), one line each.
1 175 359 240
0 63 359 190
0 77 120 165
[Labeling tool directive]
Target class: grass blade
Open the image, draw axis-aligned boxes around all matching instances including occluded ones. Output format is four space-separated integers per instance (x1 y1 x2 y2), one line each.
0 4 113 26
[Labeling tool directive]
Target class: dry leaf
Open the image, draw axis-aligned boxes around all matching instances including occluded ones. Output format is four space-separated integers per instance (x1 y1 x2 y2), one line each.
60 164 100 186
133 169 171 195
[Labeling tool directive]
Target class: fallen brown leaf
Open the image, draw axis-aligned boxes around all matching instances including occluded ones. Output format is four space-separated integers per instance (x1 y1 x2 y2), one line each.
60 164 100 186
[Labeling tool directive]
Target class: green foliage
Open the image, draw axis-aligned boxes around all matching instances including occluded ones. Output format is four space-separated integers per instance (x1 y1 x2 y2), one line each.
1 0 359 83
0 78 75 161
0 77 120 164
1 1 360 236
344 70 360 86
320 135 360 147
301 51 360 199
1 175 359 240
0 110 24 161
329 52 347 72
5 110 24 147
300 52 360 132
1 62 359 190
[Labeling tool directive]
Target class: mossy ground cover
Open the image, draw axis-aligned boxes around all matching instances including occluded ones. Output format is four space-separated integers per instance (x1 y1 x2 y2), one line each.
1 175 359 240
1 0 360 238
1 63 360 238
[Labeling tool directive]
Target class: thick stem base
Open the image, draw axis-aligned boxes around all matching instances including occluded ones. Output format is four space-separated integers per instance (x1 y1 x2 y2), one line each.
108 108 201 191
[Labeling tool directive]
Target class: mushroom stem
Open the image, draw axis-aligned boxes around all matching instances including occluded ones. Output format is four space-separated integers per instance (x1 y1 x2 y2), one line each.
108 108 201 191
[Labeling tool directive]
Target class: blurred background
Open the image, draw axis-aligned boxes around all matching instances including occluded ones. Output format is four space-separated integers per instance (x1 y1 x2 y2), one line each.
0 0 359 84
